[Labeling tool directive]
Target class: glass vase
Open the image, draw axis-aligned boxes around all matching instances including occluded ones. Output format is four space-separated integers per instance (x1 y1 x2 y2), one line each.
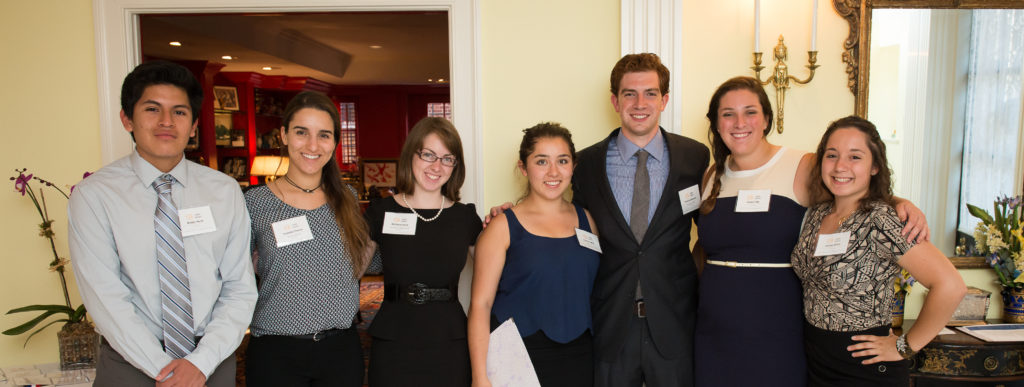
57 322 99 370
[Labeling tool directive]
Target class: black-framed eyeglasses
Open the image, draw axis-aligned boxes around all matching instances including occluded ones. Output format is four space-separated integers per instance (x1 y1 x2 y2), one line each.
416 150 458 167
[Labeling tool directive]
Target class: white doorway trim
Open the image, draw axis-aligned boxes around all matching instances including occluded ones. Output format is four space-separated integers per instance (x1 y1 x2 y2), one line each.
621 0 682 134
93 0 483 204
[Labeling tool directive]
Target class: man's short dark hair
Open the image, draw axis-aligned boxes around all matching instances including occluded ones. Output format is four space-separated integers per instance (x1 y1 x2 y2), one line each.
120 61 203 123
610 53 670 96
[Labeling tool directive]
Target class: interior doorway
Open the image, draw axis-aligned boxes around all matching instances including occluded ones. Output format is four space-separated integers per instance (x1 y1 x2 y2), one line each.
92 0 481 204
137 12 451 189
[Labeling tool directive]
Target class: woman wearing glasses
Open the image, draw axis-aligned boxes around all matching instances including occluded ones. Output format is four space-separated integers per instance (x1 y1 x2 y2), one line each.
364 117 483 386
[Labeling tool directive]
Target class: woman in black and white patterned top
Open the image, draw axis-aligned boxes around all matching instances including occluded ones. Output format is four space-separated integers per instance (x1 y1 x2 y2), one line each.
244 91 378 387
791 116 966 387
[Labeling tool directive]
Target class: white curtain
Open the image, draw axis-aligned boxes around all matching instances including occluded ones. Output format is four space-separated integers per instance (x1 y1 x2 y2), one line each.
958 10 1024 235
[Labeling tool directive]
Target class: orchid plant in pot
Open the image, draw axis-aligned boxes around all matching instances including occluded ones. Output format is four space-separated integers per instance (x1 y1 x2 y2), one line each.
4 168 97 369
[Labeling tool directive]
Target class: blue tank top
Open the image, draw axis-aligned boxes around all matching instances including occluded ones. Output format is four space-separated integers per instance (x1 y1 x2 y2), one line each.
492 204 600 343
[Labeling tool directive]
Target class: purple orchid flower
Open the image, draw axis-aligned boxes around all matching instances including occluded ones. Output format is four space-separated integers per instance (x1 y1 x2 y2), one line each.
14 173 32 196
70 171 93 194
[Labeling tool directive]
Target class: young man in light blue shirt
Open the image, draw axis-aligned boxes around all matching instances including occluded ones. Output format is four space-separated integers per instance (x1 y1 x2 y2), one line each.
69 61 257 387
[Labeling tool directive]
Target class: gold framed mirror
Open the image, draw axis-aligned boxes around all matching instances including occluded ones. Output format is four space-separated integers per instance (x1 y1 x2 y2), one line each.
835 0 1024 269
835 0 1024 117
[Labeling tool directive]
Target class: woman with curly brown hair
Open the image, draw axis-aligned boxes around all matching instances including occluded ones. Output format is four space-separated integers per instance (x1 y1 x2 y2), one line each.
791 116 965 386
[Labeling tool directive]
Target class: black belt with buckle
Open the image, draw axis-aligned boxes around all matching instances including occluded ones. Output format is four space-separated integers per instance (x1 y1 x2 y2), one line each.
289 327 350 342
634 300 647 318
384 283 456 305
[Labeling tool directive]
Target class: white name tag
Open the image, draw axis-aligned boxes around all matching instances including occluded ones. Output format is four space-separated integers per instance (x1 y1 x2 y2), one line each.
678 184 701 214
814 231 851 256
178 206 217 237
575 228 602 253
271 215 315 248
382 212 417 235
735 189 772 212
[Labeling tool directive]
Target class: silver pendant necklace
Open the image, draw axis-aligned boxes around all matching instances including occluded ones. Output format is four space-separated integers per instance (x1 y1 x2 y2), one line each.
401 193 446 222
282 174 321 193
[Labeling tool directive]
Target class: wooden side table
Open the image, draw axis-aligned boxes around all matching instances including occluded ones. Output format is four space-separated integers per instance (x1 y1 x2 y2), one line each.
900 320 1024 386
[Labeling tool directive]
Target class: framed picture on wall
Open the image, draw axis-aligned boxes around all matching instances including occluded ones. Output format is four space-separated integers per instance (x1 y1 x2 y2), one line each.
214 113 233 146
213 85 240 111
361 159 398 190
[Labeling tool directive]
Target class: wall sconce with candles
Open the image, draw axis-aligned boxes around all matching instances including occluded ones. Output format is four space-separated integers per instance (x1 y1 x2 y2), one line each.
751 0 821 134
250 155 289 183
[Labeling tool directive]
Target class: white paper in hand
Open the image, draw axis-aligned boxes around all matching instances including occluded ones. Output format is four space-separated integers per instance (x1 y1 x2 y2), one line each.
486 318 541 387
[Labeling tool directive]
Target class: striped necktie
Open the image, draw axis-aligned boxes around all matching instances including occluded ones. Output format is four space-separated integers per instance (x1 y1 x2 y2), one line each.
153 174 196 358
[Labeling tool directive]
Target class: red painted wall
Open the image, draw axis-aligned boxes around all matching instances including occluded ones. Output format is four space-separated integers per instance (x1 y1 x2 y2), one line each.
333 84 449 159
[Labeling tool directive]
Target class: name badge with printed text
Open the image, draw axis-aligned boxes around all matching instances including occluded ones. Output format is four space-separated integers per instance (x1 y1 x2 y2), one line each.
735 189 771 212
272 215 315 248
382 212 417 235
178 206 217 237
575 229 602 253
814 231 851 256
678 184 701 214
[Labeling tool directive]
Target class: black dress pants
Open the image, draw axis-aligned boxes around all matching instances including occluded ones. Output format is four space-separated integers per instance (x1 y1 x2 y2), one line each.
594 314 694 387
246 327 364 387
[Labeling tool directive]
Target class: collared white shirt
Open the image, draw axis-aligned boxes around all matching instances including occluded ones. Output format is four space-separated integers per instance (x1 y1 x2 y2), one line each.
68 151 257 378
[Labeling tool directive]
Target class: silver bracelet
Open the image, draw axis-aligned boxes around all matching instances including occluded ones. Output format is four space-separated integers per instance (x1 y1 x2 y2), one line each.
896 332 917 360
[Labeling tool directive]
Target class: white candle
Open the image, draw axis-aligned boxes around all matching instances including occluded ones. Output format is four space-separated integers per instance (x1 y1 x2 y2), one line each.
811 0 818 51
755 0 761 52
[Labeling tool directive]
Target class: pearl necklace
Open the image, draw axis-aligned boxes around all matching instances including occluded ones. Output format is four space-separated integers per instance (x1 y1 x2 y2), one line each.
401 193 446 222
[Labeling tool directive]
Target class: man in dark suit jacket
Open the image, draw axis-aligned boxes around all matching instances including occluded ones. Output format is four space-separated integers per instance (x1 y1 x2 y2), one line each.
572 53 709 387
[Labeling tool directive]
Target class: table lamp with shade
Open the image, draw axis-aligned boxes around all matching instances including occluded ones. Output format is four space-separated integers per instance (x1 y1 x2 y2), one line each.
250 155 289 182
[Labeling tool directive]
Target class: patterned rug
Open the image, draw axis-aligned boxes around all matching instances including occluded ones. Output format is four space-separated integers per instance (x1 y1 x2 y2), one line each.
358 276 384 386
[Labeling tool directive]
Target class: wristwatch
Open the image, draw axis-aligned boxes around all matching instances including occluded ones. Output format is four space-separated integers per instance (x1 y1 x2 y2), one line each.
896 332 917 360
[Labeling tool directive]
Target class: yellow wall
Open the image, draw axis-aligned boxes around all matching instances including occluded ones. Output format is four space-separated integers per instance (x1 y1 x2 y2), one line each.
0 0 101 366
480 0 621 204
0 0 1002 365
679 0 854 148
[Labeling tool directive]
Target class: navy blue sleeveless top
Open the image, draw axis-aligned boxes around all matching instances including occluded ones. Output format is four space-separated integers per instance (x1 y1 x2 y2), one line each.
492 204 600 343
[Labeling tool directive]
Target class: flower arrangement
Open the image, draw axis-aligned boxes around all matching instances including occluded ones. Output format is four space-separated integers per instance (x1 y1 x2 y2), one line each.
968 195 1024 289
3 168 91 344
894 269 916 295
